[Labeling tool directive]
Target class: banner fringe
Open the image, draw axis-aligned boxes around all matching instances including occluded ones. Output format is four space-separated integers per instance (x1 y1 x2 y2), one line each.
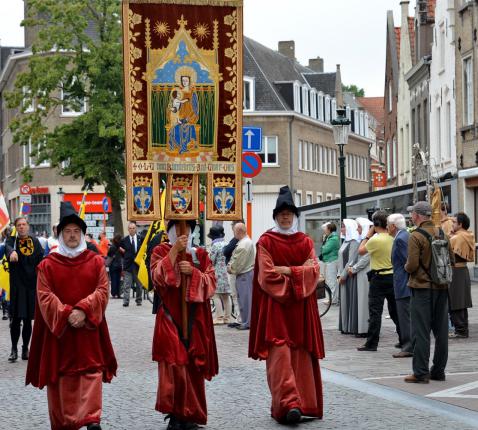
124 0 242 6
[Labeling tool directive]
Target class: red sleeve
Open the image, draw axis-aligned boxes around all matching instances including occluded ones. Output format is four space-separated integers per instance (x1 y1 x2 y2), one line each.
151 245 180 291
74 257 109 328
289 247 320 299
186 253 216 303
36 267 73 338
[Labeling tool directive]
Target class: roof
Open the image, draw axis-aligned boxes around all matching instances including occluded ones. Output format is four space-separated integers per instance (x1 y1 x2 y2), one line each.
394 26 401 62
244 36 337 111
357 97 385 126
0 46 25 72
408 17 416 62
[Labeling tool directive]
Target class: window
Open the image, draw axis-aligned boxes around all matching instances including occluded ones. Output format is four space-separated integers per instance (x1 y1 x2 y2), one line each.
439 24 445 70
243 77 255 111
326 193 333 201
364 114 369 138
388 80 393 112
24 139 50 168
22 87 34 113
301 86 309 116
293 82 301 113
325 97 331 122
463 57 473 125
318 93 324 121
258 136 278 165
29 194 51 235
310 89 317 118
392 139 397 177
437 107 442 157
298 140 303 169
306 192 313 205
446 102 452 160
331 99 337 120
354 110 359 134
387 141 392 179
316 193 323 203
294 191 302 206
61 79 87 116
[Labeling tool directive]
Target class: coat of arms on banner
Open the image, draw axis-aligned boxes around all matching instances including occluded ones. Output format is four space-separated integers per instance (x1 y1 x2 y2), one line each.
165 174 199 220
212 177 235 215
123 0 243 221
133 176 153 215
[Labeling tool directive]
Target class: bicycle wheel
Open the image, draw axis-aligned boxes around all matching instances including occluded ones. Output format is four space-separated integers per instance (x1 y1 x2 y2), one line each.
317 283 332 318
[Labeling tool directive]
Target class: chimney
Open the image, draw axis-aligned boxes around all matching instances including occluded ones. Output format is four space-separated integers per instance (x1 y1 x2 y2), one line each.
400 0 410 30
335 64 343 108
278 40 295 60
308 57 324 73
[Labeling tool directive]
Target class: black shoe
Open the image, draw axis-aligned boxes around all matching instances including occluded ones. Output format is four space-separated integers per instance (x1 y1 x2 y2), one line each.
123 303 129 307
285 408 302 424
8 348 18 362
227 322 240 328
357 345 377 352
136 302 142 306
430 373 446 381
394 342 402 349
355 333 368 338
2 315 7 320
87 424 102 430
180 422 199 430
21 346 29 360
165 414 182 430
236 325 249 330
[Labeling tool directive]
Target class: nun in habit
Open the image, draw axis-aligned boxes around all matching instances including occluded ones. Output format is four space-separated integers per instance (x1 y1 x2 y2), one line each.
337 219 360 334
347 218 373 337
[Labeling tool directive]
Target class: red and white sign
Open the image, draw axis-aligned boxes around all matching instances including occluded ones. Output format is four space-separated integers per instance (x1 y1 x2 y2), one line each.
63 193 112 214
373 171 387 188
20 184 31 195
30 187 49 194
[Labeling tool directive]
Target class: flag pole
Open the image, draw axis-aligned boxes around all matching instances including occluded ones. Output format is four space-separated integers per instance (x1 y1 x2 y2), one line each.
179 220 188 342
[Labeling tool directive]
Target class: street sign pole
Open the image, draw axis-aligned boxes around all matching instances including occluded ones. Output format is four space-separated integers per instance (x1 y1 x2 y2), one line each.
245 178 253 238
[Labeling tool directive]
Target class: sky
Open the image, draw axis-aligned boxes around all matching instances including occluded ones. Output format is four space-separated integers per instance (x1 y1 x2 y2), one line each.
0 0 416 97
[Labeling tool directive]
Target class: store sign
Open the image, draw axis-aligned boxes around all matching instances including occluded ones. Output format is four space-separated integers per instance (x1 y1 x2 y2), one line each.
63 193 112 214
31 187 49 194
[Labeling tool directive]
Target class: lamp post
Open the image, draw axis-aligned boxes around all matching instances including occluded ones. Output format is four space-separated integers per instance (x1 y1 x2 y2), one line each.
57 186 65 203
331 108 351 223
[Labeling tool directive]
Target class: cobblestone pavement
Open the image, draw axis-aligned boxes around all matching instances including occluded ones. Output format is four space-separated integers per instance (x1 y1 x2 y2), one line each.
1 291 478 429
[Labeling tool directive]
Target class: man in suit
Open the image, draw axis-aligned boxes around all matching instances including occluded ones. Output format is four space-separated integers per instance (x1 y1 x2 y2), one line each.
120 222 143 307
387 213 412 358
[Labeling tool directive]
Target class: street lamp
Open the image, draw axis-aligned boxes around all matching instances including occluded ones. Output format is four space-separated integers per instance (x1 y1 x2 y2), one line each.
57 186 65 203
331 108 351 222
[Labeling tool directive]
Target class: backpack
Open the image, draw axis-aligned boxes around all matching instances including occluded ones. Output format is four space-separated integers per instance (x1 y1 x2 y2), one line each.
415 228 452 286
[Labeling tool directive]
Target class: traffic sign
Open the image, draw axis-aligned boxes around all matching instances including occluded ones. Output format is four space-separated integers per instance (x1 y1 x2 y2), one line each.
102 197 109 212
20 195 32 204
21 203 32 215
244 178 253 202
20 184 31 195
242 152 262 178
242 126 262 152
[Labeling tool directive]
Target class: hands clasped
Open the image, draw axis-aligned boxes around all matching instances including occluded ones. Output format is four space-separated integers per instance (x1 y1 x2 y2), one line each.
68 309 86 329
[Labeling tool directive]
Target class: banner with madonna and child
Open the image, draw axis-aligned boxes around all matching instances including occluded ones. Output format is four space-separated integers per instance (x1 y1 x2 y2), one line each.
122 0 243 221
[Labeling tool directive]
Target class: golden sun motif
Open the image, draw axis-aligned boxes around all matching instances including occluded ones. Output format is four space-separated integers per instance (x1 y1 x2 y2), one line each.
194 23 210 41
154 21 170 37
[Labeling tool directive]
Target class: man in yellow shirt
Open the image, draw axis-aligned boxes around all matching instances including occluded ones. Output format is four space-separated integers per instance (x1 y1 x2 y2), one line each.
357 210 400 352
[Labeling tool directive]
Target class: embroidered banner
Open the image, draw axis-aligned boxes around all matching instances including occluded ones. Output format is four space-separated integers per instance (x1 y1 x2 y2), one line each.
123 0 243 220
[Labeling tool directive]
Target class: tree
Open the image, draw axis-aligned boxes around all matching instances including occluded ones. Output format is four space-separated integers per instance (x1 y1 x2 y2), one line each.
6 0 125 233
342 84 365 98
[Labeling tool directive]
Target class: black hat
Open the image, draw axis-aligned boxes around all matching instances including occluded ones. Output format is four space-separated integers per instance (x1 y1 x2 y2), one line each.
166 219 196 233
208 225 225 240
272 186 299 219
57 201 87 234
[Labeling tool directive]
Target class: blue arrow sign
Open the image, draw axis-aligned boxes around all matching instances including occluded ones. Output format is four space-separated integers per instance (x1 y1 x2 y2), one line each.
242 126 262 152
102 197 109 212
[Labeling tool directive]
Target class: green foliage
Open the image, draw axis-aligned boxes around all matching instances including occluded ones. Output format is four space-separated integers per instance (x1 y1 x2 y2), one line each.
5 0 125 203
342 84 365 98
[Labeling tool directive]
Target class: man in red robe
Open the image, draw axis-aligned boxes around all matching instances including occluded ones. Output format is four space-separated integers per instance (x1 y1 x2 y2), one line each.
151 219 218 430
26 202 117 430
249 186 325 424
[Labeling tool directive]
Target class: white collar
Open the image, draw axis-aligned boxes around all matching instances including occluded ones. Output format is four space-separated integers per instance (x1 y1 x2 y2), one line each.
57 232 87 258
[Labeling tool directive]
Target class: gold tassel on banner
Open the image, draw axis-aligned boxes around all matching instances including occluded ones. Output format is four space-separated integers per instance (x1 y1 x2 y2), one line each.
123 0 243 6
430 184 442 228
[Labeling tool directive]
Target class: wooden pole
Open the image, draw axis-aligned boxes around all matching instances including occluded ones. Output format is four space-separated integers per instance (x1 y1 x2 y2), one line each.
179 220 188 341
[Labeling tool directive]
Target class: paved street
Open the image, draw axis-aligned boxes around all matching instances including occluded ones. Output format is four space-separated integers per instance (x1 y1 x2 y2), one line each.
1 287 478 429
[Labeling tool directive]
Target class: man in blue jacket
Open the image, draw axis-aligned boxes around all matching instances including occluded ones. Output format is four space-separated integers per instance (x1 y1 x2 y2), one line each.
387 213 412 358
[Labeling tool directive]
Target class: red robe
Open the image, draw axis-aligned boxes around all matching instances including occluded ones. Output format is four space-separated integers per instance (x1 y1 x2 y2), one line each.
249 231 325 421
26 250 117 429
151 244 218 425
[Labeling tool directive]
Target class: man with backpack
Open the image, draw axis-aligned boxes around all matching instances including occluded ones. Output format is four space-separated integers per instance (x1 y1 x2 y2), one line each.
404 201 454 384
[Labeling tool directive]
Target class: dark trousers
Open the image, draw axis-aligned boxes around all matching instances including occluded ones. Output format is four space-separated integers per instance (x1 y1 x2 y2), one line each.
109 268 122 298
396 297 412 353
450 308 468 336
365 274 399 349
410 288 448 378
10 317 32 350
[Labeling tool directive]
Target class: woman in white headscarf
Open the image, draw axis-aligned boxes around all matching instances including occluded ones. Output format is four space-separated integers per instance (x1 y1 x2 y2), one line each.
347 217 374 337
337 219 360 334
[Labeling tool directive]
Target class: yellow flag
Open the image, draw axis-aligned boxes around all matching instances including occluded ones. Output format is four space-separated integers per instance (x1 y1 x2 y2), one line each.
135 190 167 290
0 256 10 301
78 191 88 220
11 202 24 237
